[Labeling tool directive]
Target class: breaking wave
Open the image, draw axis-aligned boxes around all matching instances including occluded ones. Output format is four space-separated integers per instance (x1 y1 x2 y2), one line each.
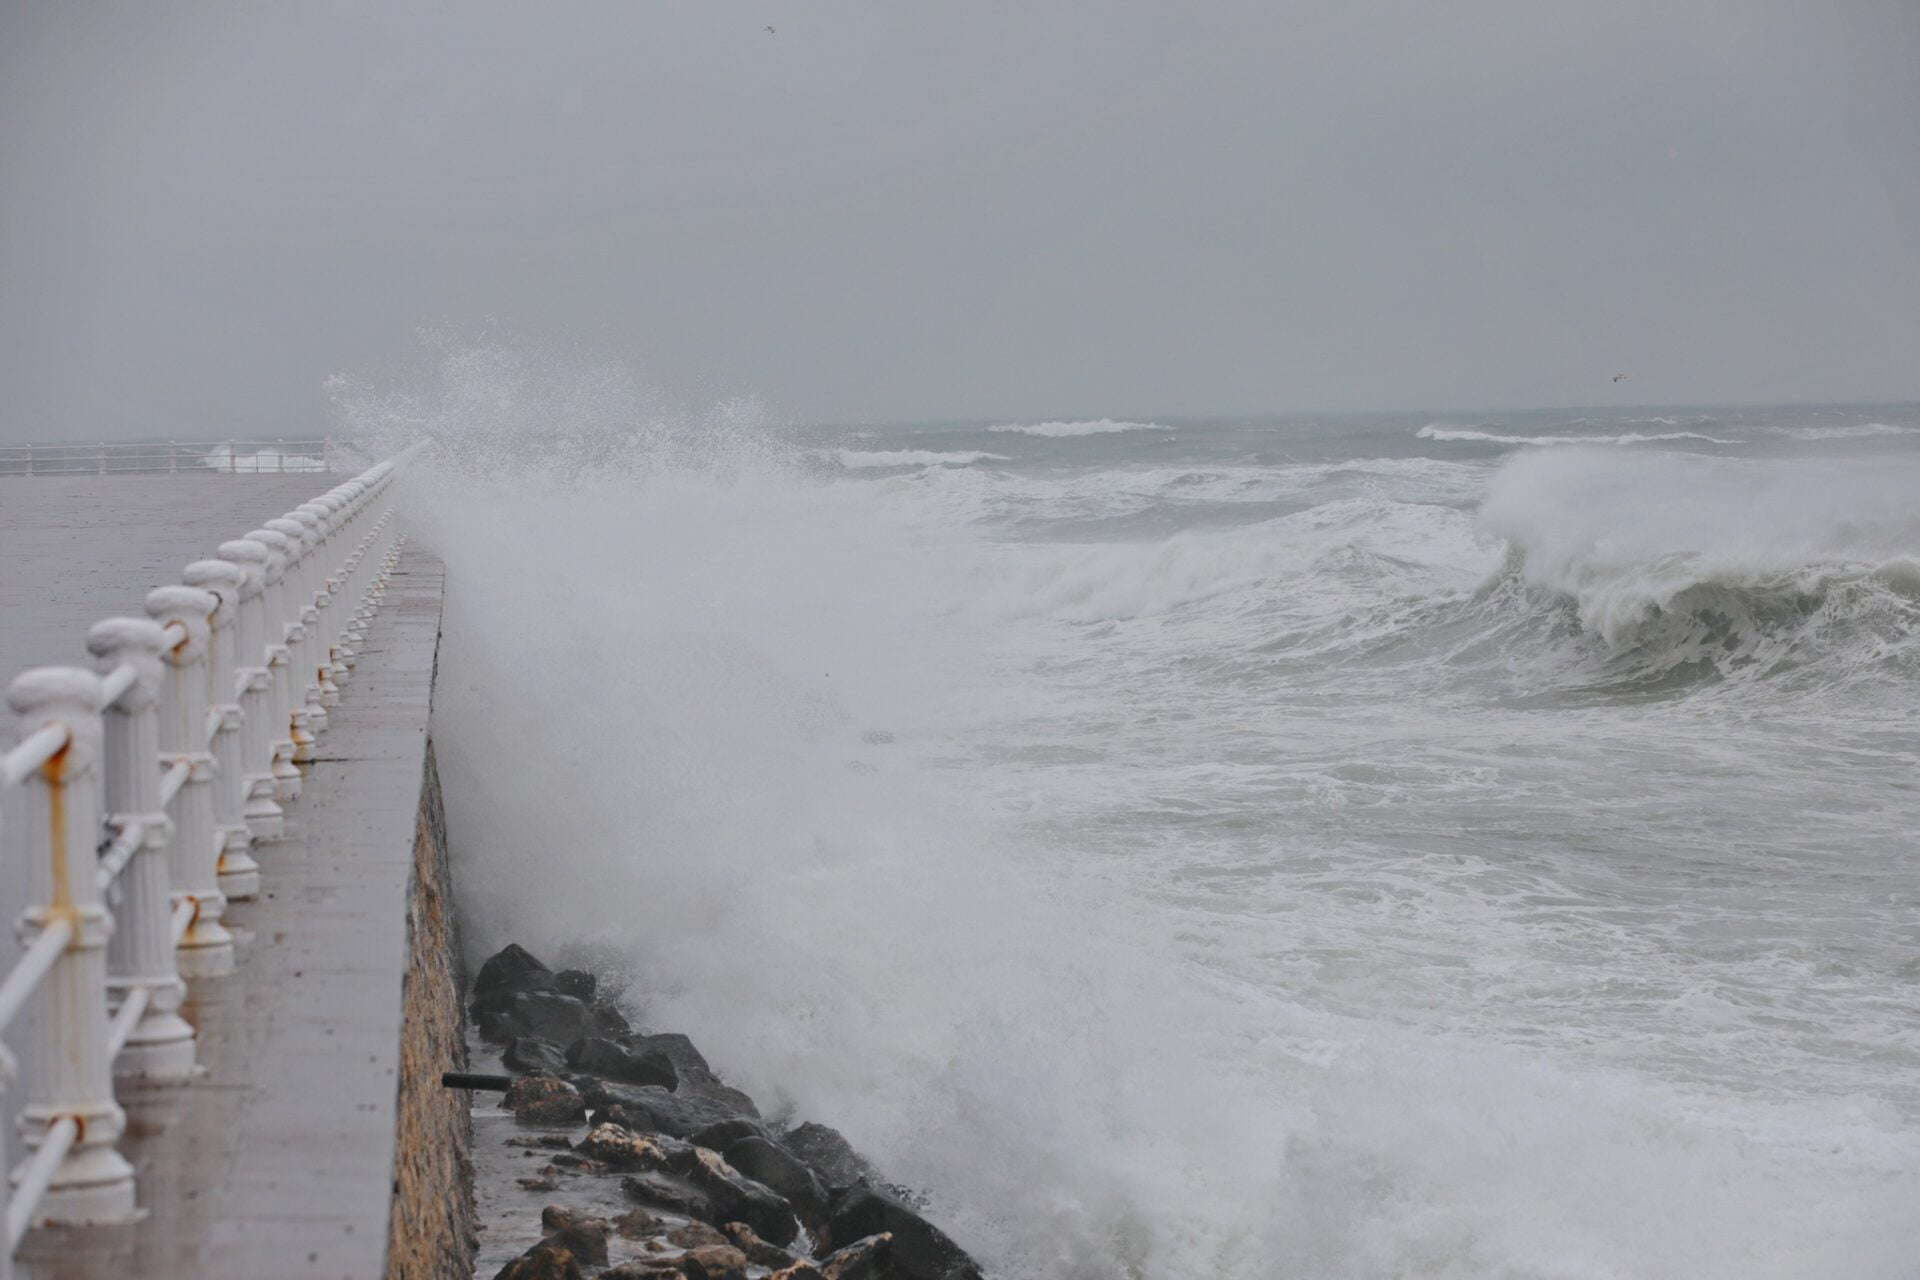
988 419 1170 437
1419 424 1736 447
341 340 1920 1279
837 448 1009 468
1775 422 1920 441
1475 447 1920 688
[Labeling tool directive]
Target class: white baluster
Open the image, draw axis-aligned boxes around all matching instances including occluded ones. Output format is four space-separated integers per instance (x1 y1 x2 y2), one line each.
214 540 283 845
144 587 234 978
4 668 138 1225
288 507 330 738
263 517 317 762
244 529 301 805
181 560 259 901
86 619 196 1080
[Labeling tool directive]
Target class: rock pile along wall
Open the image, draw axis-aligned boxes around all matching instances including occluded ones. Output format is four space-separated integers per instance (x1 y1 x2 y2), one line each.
387 740 479 1278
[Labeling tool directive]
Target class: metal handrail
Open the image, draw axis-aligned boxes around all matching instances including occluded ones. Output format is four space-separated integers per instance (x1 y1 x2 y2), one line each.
0 439 340 477
0 441 424 1264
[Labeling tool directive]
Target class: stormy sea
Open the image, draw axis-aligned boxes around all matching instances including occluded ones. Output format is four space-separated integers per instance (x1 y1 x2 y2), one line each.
391 365 1920 1278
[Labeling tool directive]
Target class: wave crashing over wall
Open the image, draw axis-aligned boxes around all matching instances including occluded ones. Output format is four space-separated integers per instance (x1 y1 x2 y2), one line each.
340 346 1920 1279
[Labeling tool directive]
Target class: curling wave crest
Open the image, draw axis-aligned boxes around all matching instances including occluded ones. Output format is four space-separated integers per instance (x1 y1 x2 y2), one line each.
1477 448 1920 688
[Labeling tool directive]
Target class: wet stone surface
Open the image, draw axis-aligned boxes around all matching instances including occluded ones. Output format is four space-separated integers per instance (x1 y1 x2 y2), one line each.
465 943 985 1280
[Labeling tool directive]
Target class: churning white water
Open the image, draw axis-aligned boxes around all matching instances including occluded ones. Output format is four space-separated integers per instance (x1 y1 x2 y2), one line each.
353 353 1920 1278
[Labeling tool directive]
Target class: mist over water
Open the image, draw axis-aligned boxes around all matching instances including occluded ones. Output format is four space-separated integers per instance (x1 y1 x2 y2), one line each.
360 350 1920 1278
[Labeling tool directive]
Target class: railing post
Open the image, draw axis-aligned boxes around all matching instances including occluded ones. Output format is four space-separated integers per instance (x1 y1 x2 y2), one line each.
263 519 317 763
4 668 138 1225
346 514 393 664
329 496 365 683
287 508 330 739
179 560 257 902
87 620 196 1081
215 540 283 846
298 501 344 707
243 530 302 805
144 587 234 977
323 488 361 690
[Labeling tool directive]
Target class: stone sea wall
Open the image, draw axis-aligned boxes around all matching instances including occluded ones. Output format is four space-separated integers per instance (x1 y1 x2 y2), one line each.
387 739 481 1278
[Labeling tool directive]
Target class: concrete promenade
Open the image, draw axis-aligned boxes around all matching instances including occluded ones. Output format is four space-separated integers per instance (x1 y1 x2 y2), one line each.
1 476 452 1278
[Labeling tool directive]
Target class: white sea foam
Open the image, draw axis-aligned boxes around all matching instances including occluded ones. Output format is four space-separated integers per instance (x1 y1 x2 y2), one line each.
988 418 1170 437
977 497 1488 625
836 448 1008 468
199 444 328 472
409 442 1918 1277
1776 422 1920 440
1419 424 1737 447
346 346 1920 1279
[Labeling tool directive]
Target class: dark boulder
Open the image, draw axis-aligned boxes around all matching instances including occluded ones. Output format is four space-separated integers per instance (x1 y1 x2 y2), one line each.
722 1136 828 1223
503 1037 569 1075
582 1082 756 1139
566 1036 679 1089
473 944 557 1015
601 1262 702 1280
613 1206 664 1238
782 1122 873 1190
587 1123 798 1247
722 1222 799 1269
543 1221 610 1268
473 969 558 1015
825 1189 980 1280
684 1078 760 1117
503 1075 586 1126
553 968 597 1000
591 1001 633 1039
769 1265 828 1280
508 991 593 1042
674 1143 800 1248
678 1244 750 1280
477 1009 522 1044
540 1205 609 1236
629 1032 715 1081
690 1118 773 1151
579 1123 687 1169
475 942 549 997
622 1170 720 1223
493 1239 582 1280
816 1233 895 1280
665 1222 731 1249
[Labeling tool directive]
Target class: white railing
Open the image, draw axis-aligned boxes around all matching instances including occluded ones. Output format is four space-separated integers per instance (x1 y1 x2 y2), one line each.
0 439 340 477
0 444 423 1271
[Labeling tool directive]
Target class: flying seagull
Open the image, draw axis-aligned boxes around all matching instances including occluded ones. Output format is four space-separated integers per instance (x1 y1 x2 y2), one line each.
766 25 775 33
1612 373 1629 382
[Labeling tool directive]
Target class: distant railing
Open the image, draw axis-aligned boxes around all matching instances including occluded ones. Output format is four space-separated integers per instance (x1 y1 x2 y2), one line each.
0 443 423 1269
0 439 340 477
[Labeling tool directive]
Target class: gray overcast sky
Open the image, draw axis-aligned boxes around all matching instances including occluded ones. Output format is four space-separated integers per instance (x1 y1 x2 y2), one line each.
3 1 1918 437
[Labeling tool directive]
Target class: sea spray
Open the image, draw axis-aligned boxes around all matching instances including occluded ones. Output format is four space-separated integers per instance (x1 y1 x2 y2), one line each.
344 349 1920 1277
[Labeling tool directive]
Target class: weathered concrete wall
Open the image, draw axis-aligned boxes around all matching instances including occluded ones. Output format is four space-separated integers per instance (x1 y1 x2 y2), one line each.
387 739 478 1278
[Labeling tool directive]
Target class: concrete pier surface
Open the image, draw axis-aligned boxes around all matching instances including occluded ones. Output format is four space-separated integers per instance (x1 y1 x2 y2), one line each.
1 476 462 1278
